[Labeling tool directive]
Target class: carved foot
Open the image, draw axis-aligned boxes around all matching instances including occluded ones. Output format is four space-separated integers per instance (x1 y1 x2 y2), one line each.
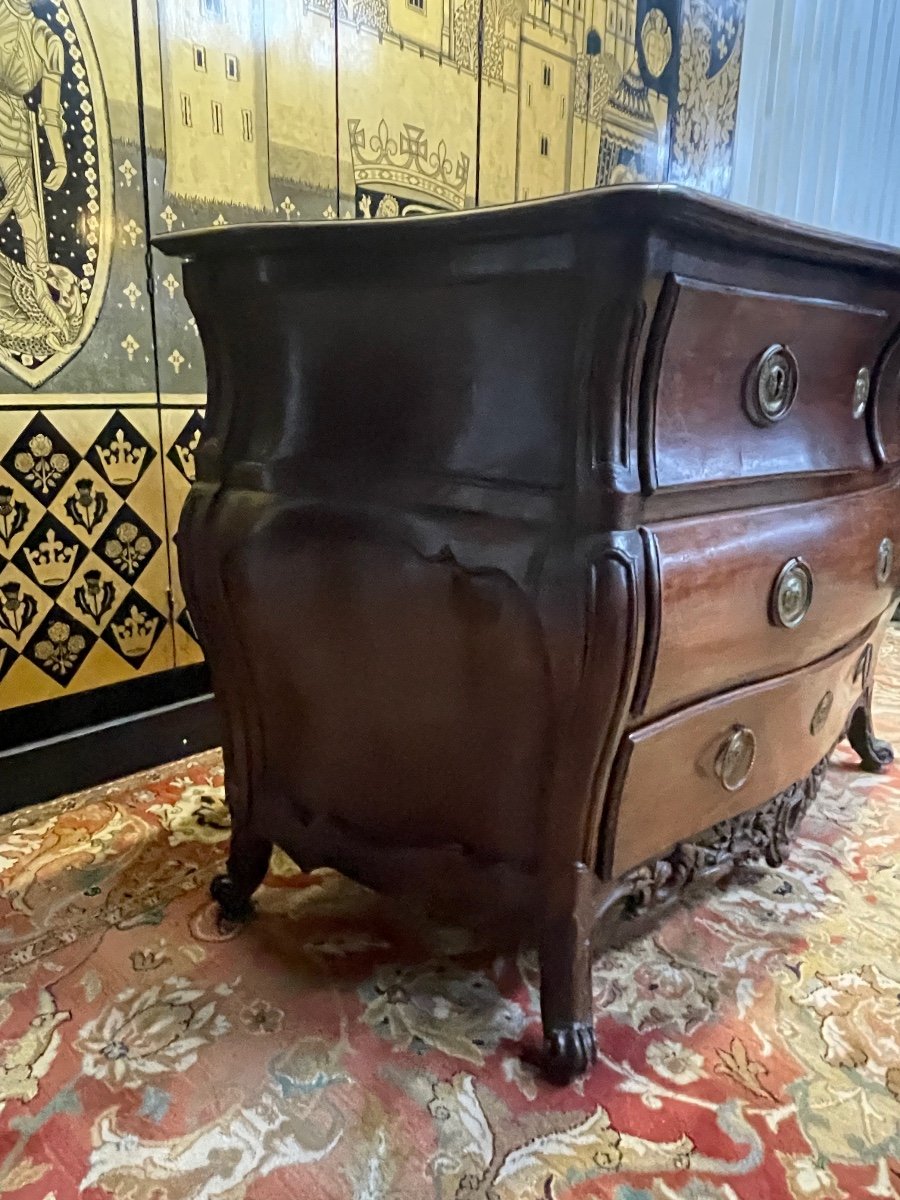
210 873 256 923
541 1022 598 1085
538 864 597 1085
848 704 894 773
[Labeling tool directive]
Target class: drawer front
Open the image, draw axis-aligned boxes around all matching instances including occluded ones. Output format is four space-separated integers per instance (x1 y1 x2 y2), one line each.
607 628 883 873
607 627 879 877
649 275 889 490
643 484 900 717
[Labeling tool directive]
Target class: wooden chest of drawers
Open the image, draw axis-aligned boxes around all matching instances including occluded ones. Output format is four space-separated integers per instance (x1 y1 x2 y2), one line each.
158 186 900 1085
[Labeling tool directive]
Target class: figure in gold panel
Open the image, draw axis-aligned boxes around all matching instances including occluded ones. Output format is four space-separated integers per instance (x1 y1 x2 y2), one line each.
0 0 79 352
0 0 111 388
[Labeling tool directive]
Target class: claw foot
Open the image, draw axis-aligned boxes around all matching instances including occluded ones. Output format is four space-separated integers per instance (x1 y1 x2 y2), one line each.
210 873 255 923
848 705 895 774
860 735 894 773
541 1022 597 1085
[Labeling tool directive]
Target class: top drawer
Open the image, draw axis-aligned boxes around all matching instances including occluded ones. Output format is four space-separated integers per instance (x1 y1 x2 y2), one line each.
647 275 890 490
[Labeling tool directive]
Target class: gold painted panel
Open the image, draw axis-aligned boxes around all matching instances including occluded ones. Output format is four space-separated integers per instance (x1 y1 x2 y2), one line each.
0 0 747 724
478 0 745 204
337 0 478 219
137 0 339 403
0 406 174 709
0 0 157 402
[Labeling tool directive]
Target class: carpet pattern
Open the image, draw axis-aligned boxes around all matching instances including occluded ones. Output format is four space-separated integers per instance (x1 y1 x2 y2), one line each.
1 636 900 1199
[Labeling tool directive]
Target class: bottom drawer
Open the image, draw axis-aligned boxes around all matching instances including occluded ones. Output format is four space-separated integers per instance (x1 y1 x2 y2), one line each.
603 625 880 877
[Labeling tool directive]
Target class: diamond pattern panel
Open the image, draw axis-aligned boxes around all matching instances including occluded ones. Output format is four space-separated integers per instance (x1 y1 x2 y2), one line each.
0 409 175 709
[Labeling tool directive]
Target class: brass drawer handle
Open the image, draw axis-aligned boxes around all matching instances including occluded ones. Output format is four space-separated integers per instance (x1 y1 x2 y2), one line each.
771 557 813 628
715 725 756 792
877 537 894 585
810 690 834 736
852 366 870 419
746 344 799 426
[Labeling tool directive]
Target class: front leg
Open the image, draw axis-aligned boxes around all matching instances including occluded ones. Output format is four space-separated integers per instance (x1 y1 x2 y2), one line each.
538 863 597 1085
848 695 894 773
210 825 272 922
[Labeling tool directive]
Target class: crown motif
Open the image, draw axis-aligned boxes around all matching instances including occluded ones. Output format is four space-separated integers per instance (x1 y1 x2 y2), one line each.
348 119 470 211
25 528 77 587
98 428 146 487
111 604 159 658
176 428 201 481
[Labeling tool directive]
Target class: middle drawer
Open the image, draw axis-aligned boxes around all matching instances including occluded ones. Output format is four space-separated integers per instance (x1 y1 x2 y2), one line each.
641 483 899 718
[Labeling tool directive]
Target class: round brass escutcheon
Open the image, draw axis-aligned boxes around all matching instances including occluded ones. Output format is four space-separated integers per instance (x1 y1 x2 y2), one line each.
715 725 757 792
852 366 870 419
876 536 894 585
771 557 813 628
746 344 799 426
810 690 834 736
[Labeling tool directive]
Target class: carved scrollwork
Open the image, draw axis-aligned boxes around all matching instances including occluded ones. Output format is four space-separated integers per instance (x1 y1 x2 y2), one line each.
601 757 828 925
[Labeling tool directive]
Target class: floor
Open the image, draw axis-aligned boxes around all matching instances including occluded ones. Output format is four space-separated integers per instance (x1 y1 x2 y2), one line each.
1 634 899 1199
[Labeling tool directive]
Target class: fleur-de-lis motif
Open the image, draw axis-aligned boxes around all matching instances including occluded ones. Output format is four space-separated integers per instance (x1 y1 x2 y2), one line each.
64 478 109 534
0 486 28 548
13 434 70 495
0 582 38 640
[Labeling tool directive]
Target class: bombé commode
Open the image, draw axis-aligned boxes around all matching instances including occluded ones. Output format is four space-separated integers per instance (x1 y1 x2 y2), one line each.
158 186 900 1085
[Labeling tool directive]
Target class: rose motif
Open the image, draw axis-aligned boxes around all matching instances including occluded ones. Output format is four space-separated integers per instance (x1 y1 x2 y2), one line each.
48 621 71 644
50 452 70 473
646 1039 705 1084
240 1000 284 1034
13 452 34 474
28 434 53 458
375 194 400 218
117 522 138 545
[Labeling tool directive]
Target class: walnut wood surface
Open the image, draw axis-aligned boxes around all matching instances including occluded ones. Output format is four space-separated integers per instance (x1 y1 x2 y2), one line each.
157 184 900 1086
644 484 900 716
651 277 887 489
608 622 884 877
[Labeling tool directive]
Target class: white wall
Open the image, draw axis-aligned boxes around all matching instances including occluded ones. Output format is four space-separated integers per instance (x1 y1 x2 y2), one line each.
731 0 900 246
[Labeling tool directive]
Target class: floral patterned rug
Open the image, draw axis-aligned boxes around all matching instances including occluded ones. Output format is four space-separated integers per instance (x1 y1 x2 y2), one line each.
2 637 900 1200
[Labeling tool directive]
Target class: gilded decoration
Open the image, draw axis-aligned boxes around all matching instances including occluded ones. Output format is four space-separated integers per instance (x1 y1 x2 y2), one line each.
0 0 746 715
